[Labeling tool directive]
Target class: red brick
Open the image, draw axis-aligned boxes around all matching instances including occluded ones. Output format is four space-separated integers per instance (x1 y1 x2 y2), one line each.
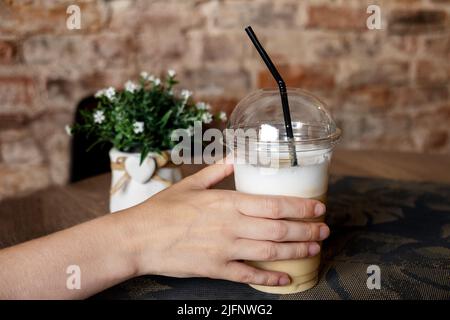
197 96 239 116
1 137 44 165
309 34 352 59
414 105 450 125
46 78 72 102
341 85 392 111
0 76 36 106
312 33 385 59
78 69 136 95
361 134 415 151
0 163 50 199
412 105 450 151
306 5 367 30
386 35 419 55
137 30 188 71
0 114 29 130
136 1 205 32
23 34 134 71
422 130 448 151
202 33 246 62
388 9 448 35
257 64 335 91
334 113 415 151
109 0 205 35
181 67 251 98
423 36 450 60
343 60 410 88
361 114 415 150
0 40 17 64
416 60 449 86
30 112 73 185
211 1 299 29
392 85 448 108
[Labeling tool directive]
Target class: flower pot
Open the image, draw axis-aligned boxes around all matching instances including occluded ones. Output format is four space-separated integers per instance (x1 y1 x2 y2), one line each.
109 148 182 212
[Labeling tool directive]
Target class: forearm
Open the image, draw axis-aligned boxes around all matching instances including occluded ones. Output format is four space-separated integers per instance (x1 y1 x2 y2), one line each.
0 212 138 299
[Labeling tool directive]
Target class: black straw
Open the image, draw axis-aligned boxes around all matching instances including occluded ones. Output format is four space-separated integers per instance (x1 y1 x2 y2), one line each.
244 26 298 166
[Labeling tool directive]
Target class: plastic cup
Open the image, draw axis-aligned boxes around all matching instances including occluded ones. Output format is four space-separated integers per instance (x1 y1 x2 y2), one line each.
226 88 341 294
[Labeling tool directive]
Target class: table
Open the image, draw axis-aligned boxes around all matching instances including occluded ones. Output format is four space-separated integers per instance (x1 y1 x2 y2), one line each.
1 149 449 299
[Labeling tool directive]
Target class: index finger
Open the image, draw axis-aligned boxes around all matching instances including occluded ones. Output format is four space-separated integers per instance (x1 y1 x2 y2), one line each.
233 192 326 220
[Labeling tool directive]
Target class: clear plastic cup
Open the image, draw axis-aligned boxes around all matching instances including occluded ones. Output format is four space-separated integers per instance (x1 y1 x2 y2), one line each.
226 88 341 294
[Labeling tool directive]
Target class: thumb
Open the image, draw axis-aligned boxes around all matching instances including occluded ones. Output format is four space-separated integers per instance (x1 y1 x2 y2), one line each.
185 163 234 189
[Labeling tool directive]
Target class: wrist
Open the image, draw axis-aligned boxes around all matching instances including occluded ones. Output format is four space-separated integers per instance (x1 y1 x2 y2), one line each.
110 204 159 278
103 211 142 280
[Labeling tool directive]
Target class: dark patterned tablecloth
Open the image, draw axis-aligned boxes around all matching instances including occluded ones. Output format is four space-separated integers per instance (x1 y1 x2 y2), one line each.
94 176 450 300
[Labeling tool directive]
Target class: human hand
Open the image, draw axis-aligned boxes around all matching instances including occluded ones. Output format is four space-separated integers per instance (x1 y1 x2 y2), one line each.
123 163 329 287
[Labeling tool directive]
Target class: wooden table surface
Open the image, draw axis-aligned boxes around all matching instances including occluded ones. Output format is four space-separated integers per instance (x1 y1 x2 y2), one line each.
0 149 449 250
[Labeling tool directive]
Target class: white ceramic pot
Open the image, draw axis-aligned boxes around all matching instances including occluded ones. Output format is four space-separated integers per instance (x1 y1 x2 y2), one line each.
109 148 182 213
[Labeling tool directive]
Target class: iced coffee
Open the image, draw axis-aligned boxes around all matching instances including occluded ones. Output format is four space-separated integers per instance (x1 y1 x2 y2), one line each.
227 88 340 294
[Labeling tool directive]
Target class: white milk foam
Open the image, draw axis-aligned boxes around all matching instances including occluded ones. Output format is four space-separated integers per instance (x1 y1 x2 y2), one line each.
234 149 331 199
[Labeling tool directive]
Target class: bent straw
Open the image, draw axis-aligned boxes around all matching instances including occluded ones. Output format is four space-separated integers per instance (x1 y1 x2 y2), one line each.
244 26 298 166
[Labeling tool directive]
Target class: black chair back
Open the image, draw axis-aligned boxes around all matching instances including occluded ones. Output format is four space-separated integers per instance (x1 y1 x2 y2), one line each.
70 96 111 183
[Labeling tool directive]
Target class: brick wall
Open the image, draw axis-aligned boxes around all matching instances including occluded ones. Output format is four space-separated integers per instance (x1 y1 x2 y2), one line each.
0 0 449 199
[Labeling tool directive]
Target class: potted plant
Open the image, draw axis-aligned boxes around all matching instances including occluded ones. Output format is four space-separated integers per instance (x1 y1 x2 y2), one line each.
68 70 227 212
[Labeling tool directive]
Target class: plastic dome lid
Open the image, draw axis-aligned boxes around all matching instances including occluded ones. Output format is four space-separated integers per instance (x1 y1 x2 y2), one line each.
227 88 341 152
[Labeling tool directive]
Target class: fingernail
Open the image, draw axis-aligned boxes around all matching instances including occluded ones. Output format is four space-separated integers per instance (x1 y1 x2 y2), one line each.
314 203 326 216
308 243 321 256
319 226 330 240
278 275 291 286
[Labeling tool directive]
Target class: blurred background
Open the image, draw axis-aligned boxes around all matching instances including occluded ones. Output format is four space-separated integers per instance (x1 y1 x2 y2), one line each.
0 0 449 200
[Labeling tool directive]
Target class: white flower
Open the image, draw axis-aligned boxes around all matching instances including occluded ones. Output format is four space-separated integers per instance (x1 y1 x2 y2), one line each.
181 89 192 100
104 87 116 100
140 71 149 80
65 124 72 136
93 110 105 124
195 102 210 111
167 69 176 77
201 112 213 124
95 87 116 101
153 78 161 86
141 72 157 83
219 111 227 122
94 89 105 98
124 80 138 93
133 121 144 134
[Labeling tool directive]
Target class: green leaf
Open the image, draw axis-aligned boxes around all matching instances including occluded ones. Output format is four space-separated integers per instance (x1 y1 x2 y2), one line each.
140 145 149 165
159 109 172 127
86 139 104 152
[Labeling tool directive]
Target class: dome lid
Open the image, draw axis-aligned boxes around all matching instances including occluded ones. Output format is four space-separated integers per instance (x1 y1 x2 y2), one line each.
227 88 341 151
